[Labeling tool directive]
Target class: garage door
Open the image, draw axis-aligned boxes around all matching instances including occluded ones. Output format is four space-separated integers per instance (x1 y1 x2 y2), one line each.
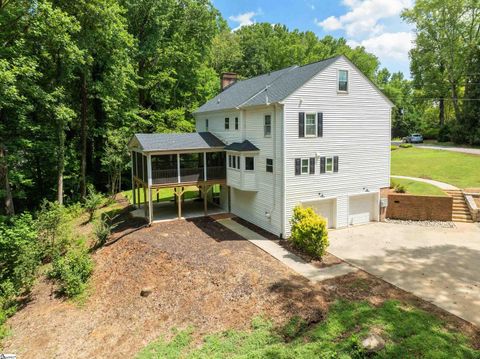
308 199 336 229
348 194 377 226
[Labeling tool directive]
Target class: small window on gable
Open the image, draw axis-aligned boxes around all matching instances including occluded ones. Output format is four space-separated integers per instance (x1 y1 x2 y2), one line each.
205 119 209 131
338 70 348 92
225 117 230 130
235 117 239 130
266 158 273 173
245 157 254 170
301 159 309 174
264 115 272 137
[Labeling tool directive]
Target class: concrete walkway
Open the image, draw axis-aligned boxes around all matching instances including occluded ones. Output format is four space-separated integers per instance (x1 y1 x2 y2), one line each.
217 218 357 282
391 175 459 190
329 222 480 327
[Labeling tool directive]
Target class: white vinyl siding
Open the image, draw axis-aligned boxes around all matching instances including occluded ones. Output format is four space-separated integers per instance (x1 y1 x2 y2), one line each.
283 56 391 235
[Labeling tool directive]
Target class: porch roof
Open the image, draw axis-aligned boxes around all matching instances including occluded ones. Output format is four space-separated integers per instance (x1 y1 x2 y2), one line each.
129 132 225 153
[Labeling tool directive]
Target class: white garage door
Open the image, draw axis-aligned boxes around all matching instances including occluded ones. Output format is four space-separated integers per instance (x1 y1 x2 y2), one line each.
348 194 377 226
308 199 336 229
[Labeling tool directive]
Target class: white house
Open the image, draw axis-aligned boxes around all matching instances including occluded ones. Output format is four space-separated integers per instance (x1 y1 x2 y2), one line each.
129 55 393 238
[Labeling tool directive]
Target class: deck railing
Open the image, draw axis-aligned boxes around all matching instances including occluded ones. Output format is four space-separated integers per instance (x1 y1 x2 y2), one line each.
152 166 226 185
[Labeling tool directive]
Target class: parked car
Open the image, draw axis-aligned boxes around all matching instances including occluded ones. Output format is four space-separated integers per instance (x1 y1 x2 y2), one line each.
403 133 423 143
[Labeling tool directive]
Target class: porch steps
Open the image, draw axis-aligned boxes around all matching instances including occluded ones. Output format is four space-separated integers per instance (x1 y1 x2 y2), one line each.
445 190 473 223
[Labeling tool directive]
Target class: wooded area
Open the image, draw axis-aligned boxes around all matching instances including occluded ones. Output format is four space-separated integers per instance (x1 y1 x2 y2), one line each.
0 0 479 214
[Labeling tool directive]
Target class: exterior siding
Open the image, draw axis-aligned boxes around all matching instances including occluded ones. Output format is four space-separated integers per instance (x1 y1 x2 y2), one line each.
194 105 284 236
282 57 391 235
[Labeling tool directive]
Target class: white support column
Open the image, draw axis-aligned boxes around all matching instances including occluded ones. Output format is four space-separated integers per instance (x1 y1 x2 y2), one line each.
131 152 136 208
177 153 181 183
147 154 153 223
203 152 207 181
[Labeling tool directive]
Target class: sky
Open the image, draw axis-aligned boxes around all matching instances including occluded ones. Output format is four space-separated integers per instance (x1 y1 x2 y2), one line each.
212 0 415 77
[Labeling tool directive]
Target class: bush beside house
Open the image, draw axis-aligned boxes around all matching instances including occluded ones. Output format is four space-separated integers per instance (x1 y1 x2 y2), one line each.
289 206 329 259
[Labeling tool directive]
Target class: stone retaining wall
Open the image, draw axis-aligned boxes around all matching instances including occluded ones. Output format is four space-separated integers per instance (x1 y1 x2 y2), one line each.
386 193 453 221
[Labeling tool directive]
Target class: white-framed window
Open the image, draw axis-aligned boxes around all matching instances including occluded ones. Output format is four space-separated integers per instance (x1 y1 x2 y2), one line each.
225 117 230 130
205 119 209 131
245 157 254 170
338 70 348 92
235 117 239 130
266 158 273 173
231 155 236 168
326 157 333 173
301 158 309 174
264 115 272 137
305 113 316 137
236 156 240 169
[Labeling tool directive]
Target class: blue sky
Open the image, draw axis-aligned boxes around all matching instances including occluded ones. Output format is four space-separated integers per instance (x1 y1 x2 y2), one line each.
213 0 415 77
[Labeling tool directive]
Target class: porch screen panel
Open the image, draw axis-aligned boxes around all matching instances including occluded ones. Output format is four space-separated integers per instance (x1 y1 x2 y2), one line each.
151 154 178 184
180 153 204 182
206 152 226 180
142 154 147 182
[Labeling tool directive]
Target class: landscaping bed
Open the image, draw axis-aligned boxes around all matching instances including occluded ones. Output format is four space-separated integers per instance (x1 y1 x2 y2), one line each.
2 213 479 358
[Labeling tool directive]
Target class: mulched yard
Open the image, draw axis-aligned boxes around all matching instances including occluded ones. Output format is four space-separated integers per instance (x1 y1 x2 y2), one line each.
3 210 479 358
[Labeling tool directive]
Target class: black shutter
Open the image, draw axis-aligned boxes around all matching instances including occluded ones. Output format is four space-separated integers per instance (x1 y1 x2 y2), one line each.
295 158 301 175
309 157 315 174
317 112 323 137
320 157 326 174
333 156 339 172
299 112 305 138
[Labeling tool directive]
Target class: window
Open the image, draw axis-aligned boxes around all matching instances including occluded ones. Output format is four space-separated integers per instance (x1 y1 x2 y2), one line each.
225 117 230 130
326 157 333 173
236 156 240 169
301 159 309 174
235 117 239 130
305 113 316 136
338 70 348 92
205 119 209 131
245 157 254 170
264 115 272 137
232 155 236 168
266 158 273 173
228 155 232 168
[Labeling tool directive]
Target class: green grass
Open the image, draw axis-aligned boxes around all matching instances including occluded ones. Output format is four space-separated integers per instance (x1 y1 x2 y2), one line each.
391 148 480 189
122 186 200 204
391 178 446 196
136 300 479 359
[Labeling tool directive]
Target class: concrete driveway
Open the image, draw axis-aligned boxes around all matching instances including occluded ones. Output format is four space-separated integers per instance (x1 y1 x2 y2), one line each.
329 222 480 327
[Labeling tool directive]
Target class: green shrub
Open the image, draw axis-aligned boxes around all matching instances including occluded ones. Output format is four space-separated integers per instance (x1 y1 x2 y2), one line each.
391 180 407 193
422 127 439 140
36 200 72 261
49 242 93 297
399 143 413 148
438 124 451 142
391 145 398 151
289 206 329 259
84 184 104 222
94 215 112 247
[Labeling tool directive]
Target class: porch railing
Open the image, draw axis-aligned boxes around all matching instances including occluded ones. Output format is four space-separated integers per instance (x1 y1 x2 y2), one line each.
152 166 226 185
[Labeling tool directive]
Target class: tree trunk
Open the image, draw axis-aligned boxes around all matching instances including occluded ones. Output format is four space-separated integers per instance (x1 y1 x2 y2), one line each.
439 97 445 127
57 119 65 205
451 84 461 124
0 145 15 216
79 72 88 199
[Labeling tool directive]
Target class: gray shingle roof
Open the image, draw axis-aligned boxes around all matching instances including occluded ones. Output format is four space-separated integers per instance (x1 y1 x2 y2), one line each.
224 140 259 152
130 132 225 152
194 56 341 114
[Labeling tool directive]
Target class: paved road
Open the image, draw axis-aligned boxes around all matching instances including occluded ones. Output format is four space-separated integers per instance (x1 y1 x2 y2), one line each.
392 141 480 156
329 222 480 327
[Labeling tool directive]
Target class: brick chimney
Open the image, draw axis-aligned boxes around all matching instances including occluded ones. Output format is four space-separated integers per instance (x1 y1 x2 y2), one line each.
221 72 237 91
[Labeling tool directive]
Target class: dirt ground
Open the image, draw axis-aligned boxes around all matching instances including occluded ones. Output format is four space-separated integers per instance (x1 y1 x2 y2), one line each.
3 210 479 358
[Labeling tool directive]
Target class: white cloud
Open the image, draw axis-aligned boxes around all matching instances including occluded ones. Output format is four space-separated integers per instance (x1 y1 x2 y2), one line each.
347 32 414 61
229 11 258 31
316 0 412 37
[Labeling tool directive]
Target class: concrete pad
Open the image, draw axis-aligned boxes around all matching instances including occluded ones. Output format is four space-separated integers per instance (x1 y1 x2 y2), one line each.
329 222 480 327
218 218 357 282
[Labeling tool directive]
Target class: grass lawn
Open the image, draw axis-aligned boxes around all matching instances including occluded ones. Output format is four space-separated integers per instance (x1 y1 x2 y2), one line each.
391 148 480 189
390 178 446 196
122 186 200 204
136 300 479 358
